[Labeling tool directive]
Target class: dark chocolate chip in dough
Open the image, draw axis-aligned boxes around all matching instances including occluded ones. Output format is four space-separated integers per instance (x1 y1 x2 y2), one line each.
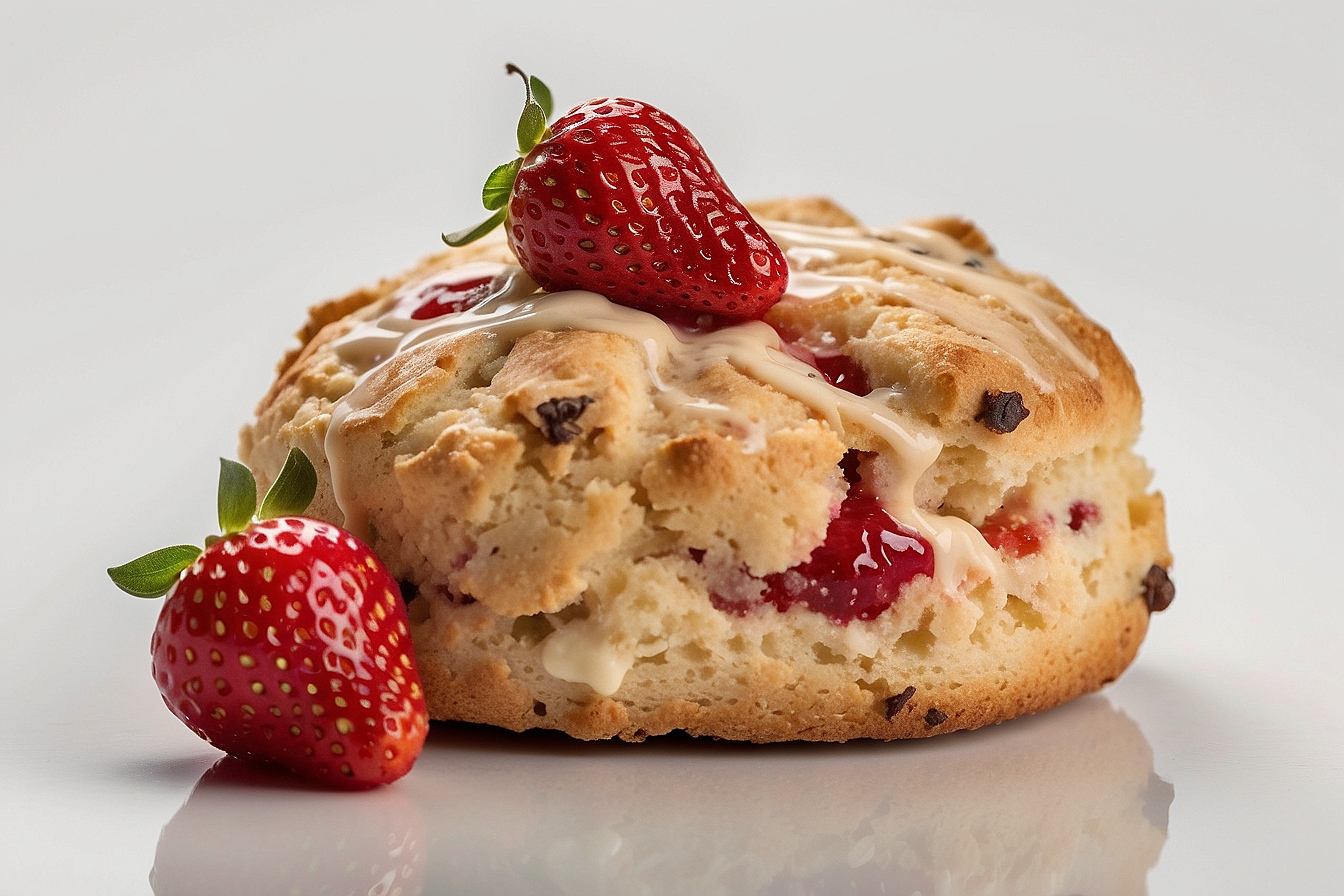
535 396 594 445
975 390 1030 434
1142 565 1176 613
885 686 917 720
924 708 948 727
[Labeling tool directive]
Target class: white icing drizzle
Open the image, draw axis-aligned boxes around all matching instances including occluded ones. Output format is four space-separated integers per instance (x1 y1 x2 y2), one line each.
765 220 1099 383
326 262 990 585
316 219 1101 692
789 271 1055 389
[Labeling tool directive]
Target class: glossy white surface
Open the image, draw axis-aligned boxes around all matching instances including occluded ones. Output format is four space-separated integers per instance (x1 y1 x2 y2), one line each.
2 3 1341 893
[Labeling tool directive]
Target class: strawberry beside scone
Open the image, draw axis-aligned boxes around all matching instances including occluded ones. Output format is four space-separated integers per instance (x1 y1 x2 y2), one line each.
109 450 428 788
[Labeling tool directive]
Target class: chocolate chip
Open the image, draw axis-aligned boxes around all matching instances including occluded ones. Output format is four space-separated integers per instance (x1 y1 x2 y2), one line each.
885 686 916 720
975 390 1030 434
1142 565 1175 613
924 708 948 727
534 396 594 445
963 257 985 269
397 579 418 603
532 701 547 717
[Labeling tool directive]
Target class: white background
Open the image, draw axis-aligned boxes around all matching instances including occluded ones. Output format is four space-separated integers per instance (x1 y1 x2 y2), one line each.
2 2 1340 893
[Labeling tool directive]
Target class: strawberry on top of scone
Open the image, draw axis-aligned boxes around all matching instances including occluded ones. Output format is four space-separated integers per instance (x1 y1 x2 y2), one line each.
446 64 788 325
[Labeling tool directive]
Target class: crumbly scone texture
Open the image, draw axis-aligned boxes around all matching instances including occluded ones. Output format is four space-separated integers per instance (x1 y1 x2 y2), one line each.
240 196 1170 742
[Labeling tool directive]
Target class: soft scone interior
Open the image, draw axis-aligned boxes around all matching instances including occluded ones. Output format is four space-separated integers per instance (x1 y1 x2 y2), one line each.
240 197 1169 742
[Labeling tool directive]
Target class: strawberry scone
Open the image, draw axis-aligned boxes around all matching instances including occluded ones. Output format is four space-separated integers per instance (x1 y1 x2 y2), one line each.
240 78 1171 741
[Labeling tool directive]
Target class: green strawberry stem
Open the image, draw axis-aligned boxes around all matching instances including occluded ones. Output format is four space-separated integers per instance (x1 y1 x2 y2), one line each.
443 64 553 248
108 448 318 598
512 64 553 120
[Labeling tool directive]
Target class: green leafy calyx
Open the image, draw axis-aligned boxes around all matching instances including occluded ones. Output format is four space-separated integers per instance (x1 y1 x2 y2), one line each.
258 448 318 520
107 545 202 598
107 449 318 598
443 64 554 248
217 458 257 535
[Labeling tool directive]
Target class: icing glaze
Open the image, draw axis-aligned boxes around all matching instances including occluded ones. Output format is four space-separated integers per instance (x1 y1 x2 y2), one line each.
540 619 634 698
768 220 1099 385
319 220 1097 692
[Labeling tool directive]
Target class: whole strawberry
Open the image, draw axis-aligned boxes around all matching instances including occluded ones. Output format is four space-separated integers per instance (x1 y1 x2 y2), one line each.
108 450 428 789
446 65 788 324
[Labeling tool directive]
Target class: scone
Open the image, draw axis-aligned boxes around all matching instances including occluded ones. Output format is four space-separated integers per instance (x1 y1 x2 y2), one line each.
240 196 1172 742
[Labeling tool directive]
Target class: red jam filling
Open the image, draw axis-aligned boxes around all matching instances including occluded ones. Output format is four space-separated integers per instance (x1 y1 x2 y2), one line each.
810 353 870 395
779 338 871 396
410 275 496 320
709 451 933 624
979 507 1052 558
1067 500 1101 531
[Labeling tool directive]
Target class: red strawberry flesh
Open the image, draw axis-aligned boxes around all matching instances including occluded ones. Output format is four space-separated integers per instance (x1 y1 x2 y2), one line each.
780 338 872 396
979 507 1052 558
505 97 788 323
758 492 934 623
150 517 428 789
410 275 496 320
1067 500 1101 531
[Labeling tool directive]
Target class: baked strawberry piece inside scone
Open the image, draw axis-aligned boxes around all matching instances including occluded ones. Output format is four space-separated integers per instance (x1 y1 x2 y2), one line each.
239 72 1170 742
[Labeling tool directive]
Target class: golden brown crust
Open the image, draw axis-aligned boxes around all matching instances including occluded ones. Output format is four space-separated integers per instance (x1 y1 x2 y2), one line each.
908 215 997 255
746 196 861 227
414 580 1152 742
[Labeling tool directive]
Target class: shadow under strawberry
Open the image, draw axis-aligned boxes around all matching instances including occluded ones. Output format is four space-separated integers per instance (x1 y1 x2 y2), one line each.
149 756 426 896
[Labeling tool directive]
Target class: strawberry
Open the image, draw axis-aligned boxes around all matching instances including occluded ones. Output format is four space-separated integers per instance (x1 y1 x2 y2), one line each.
108 450 428 789
979 506 1053 559
445 65 788 324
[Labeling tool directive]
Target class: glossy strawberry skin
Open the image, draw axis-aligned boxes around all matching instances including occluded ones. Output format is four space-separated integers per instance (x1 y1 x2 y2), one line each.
150 517 428 789
506 97 788 323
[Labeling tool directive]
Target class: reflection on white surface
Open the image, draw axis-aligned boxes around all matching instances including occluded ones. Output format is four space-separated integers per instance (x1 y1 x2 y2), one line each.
151 762 428 895
151 695 1169 895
